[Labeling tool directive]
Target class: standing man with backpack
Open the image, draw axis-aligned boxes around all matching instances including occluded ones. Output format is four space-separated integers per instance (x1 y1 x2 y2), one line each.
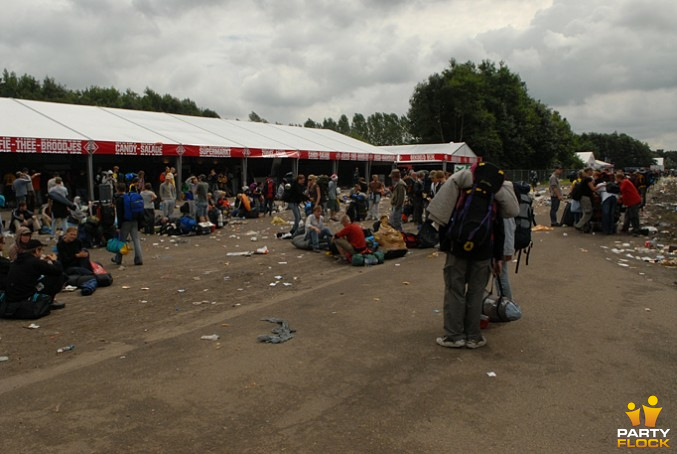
428 163 519 349
549 164 564 227
112 183 143 266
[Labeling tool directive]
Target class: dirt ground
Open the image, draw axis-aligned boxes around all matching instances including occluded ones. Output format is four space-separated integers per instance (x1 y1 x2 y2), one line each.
1 182 675 454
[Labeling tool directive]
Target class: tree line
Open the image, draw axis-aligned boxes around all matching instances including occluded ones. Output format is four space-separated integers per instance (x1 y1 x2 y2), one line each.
0 69 219 118
257 60 662 170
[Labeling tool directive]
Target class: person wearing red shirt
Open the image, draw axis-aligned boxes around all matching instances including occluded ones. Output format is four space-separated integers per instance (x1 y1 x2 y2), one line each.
615 173 641 233
333 215 367 260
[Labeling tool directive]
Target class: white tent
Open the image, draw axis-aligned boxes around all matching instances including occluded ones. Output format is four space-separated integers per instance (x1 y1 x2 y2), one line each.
0 97 397 198
379 142 479 167
0 98 395 161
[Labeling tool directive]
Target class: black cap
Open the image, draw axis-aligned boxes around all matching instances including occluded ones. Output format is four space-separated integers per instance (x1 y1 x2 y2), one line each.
23 239 47 251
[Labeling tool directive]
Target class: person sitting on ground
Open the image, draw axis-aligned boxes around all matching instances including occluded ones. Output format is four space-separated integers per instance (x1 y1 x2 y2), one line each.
57 226 92 273
6 239 66 310
0 236 10 290
305 205 333 252
10 201 41 234
8 226 33 261
232 188 258 218
332 215 368 261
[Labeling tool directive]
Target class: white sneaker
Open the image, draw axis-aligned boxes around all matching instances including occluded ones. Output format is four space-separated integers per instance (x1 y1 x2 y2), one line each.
466 336 487 349
436 336 466 348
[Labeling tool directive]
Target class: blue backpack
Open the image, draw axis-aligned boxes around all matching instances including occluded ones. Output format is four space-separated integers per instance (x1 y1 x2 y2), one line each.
123 192 145 221
179 215 197 234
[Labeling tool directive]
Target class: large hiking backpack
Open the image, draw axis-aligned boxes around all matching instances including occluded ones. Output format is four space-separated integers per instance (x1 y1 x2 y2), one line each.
123 192 145 221
512 182 536 273
317 175 329 203
440 162 505 257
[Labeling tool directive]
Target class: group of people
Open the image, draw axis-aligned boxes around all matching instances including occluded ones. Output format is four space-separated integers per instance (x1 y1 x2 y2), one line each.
549 165 650 235
8 159 657 350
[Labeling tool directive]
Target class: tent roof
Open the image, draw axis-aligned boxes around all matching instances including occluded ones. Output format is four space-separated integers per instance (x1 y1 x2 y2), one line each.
379 142 479 163
576 152 596 164
0 98 394 160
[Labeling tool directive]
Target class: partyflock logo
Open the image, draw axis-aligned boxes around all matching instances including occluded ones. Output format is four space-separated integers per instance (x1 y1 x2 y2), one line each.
617 395 670 448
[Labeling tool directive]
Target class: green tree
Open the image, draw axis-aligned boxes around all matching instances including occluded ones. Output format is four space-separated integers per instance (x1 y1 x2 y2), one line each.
350 113 368 141
407 59 579 169
337 114 350 135
248 111 268 123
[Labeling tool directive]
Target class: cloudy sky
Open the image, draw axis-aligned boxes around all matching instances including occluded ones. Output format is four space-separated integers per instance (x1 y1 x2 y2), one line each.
2 0 676 150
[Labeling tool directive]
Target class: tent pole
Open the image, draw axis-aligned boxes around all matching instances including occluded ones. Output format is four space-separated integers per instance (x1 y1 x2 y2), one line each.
176 155 183 199
87 150 94 202
241 157 248 187
332 160 338 176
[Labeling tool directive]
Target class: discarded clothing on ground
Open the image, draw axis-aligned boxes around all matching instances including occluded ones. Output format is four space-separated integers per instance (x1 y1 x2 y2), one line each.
257 317 296 344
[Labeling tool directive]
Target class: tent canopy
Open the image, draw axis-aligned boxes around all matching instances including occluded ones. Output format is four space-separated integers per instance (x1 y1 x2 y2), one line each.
379 142 479 164
0 98 395 161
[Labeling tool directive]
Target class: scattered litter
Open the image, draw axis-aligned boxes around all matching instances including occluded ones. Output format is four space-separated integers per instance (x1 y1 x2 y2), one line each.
141 287 149 291
25 323 40 329
255 246 269 254
433 309 441 313
140 300 148 304
201 334 220 341
57 344 75 354
257 317 296 344
611 248 623 254
244 231 259 236
283 283 292 287
226 251 253 257
562 233 568 237
618 263 630 267
274 275 283 280
63 285 78 292
644 308 651 312
402 281 410 285
269 282 277 287
271 216 288 226
486 371 497 378
278 261 288 265
0 356 8 362
233 303 242 306
532 225 554 232
121 286 131 289
177 289 186 293
580 248 588 253
250 237 257 242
